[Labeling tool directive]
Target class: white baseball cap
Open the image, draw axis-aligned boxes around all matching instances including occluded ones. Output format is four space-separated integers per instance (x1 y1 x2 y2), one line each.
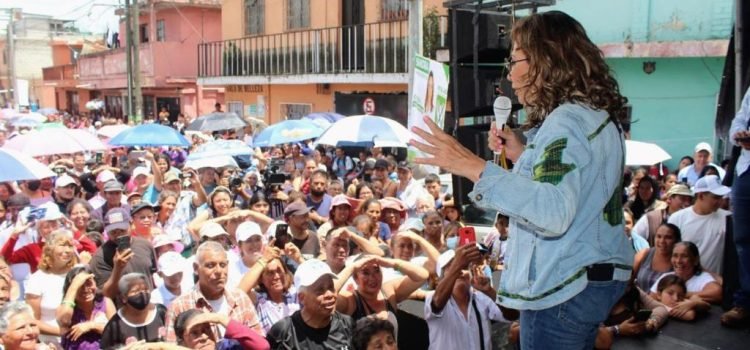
436 250 456 278
199 222 229 238
55 174 77 188
236 221 264 242
96 170 116 183
152 234 184 254
694 142 713 154
693 175 730 196
158 251 185 277
133 167 150 178
293 259 338 290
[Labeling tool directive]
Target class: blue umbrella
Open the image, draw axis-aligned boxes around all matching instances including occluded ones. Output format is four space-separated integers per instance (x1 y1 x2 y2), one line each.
188 139 253 160
109 123 190 147
254 119 326 147
11 115 43 128
0 148 56 182
313 115 411 148
303 112 344 129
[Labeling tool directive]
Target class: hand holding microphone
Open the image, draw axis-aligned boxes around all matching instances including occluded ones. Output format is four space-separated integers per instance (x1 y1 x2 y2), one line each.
492 96 513 169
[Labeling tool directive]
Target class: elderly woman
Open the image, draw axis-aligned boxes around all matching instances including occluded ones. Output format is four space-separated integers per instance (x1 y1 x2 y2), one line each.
336 255 429 324
238 248 300 333
1 202 66 273
173 310 270 350
650 241 721 320
379 197 406 234
25 232 79 346
57 265 115 350
101 273 167 348
0 301 45 350
633 223 681 292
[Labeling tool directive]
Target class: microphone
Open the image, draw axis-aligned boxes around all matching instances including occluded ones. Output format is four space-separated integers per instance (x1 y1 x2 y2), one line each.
493 96 512 168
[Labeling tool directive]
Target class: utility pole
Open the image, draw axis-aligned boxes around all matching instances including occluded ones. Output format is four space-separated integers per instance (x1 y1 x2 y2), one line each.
125 0 133 120
132 0 143 124
8 8 17 109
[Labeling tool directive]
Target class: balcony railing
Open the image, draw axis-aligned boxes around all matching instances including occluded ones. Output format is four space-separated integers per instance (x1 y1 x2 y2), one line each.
199 20 418 78
42 64 78 81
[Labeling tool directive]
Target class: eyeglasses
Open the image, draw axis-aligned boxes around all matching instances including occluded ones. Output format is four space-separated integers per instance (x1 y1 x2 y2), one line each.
504 57 529 70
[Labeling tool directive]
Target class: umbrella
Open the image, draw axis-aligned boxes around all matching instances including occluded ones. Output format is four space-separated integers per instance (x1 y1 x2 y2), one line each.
109 124 190 147
0 148 56 182
188 139 253 160
625 140 672 166
254 119 326 147
0 108 15 119
314 115 411 148
38 108 59 116
187 112 247 132
4 128 107 156
97 124 132 139
36 122 65 130
11 115 43 128
184 155 238 170
303 112 344 129
10 112 46 123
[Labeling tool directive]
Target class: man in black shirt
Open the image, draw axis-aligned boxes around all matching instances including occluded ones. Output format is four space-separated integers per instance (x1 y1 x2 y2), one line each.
284 201 321 259
267 259 354 350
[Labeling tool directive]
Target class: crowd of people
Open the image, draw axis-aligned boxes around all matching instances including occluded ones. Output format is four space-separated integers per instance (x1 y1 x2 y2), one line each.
1 10 749 350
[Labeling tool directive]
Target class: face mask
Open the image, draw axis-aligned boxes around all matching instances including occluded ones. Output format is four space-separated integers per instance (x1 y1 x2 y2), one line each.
27 180 41 191
446 236 458 250
126 291 150 310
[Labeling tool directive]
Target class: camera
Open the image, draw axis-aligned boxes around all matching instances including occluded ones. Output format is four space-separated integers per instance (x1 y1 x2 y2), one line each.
262 158 289 187
228 173 243 190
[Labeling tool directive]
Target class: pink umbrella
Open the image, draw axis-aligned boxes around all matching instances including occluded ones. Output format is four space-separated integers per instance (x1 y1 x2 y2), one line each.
4 128 107 156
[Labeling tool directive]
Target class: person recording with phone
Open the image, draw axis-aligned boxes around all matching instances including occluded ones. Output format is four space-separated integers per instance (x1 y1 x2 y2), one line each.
410 11 633 349
89 207 158 302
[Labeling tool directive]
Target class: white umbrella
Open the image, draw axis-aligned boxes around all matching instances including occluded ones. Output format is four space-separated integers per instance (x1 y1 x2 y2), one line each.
625 140 671 166
184 155 238 170
314 115 412 148
4 128 107 156
0 148 56 182
97 124 131 139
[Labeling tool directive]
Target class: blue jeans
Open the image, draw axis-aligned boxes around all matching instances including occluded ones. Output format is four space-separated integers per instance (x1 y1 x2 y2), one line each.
520 280 627 350
733 171 750 308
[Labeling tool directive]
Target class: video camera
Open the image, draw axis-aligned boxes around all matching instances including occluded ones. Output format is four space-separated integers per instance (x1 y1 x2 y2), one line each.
263 158 289 189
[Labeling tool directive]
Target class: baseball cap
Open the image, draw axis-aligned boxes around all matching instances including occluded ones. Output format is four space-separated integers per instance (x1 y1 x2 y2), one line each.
103 181 125 192
104 207 131 233
293 259 338 290
374 159 390 169
96 170 116 183
329 194 352 211
380 197 407 212
693 175 730 196
694 142 713 154
436 250 456 278
133 167 150 178
396 160 414 171
199 222 229 238
55 174 77 188
236 221 263 242
163 172 180 184
38 202 64 221
284 201 311 216
153 235 184 254
158 251 185 277
131 202 161 216
665 184 693 198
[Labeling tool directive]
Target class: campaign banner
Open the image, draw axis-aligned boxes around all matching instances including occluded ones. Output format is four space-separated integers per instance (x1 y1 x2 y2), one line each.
407 55 449 177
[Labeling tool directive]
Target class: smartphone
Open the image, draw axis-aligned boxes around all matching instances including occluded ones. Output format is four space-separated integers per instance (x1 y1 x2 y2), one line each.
95 152 103 164
26 207 47 223
130 150 147 160
115 235 131 252
274 224 290 249
458 226 477 247
183 172 192 178
634 309 652 322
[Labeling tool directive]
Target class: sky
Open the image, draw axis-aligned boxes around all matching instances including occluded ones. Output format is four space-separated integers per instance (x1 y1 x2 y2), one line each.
0 0 121 34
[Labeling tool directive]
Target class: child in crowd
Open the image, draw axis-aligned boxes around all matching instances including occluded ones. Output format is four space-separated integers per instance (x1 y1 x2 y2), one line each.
654 275 709 321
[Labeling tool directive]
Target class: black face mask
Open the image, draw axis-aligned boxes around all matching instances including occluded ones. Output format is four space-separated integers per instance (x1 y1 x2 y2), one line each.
126 291 150 310
27 180 41 191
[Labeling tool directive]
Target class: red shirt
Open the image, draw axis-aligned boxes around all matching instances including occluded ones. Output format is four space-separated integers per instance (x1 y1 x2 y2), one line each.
1 233 97 272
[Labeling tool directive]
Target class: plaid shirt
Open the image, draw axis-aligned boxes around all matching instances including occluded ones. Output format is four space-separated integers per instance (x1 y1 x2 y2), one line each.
165 285 264 342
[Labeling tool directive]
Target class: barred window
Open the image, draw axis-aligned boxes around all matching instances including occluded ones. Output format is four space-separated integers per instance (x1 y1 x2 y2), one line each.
228 101 244 118
245 0 264 35
280 103 311 120
381 0 408 21
156 20 166 41
287 0 310 30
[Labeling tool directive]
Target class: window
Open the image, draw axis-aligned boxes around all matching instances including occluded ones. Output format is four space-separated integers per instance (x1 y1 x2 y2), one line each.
286 0 310 30
280 103 311 120
227 101 244 118
140 24 149 43
381 0 408 21
156 20 165 42
245 0 265 35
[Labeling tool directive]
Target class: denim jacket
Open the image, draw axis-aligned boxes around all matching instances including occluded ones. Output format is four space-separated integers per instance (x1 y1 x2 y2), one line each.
469 103 634 310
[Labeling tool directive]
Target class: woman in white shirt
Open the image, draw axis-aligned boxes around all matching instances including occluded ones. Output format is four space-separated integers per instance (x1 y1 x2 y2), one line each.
25 231 79 346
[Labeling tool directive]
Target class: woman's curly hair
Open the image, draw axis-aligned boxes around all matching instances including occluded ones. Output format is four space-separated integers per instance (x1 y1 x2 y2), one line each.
511 11 628 129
